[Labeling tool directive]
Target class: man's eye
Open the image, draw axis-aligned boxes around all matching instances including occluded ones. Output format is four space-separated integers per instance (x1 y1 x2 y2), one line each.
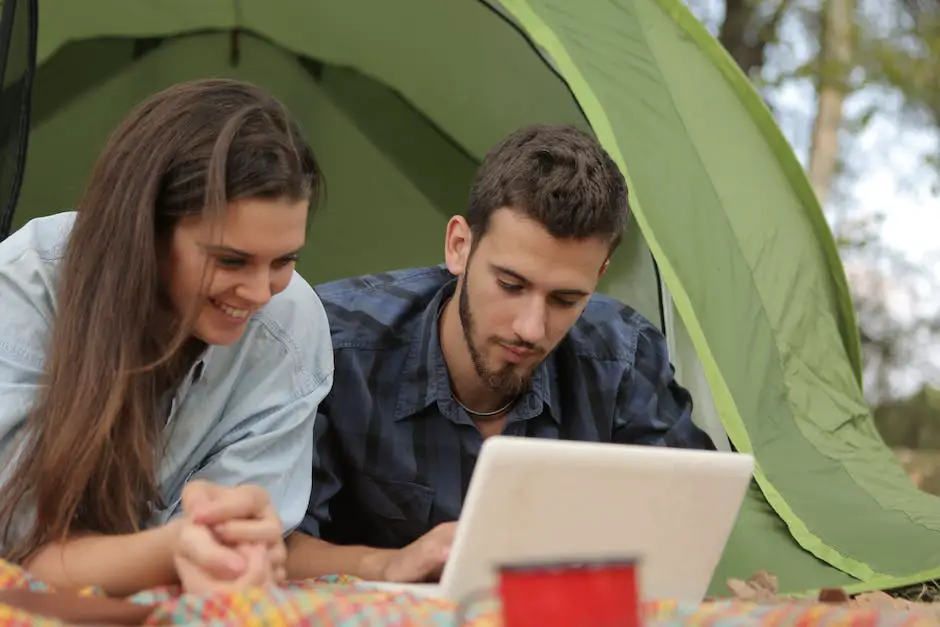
552 296 578 308
498 280 522 293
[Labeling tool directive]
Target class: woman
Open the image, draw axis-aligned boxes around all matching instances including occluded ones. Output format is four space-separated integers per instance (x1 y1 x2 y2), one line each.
0 78 332 595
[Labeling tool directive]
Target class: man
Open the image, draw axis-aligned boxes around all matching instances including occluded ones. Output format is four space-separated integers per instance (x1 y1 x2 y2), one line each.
285 124 715 583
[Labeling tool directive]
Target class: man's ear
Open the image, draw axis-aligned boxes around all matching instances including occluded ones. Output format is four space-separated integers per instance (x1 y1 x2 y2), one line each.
444 216 473 276
599 258 610 278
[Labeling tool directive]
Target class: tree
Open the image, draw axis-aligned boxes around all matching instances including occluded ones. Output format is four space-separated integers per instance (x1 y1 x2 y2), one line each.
717 0 795 78
806 0 855 207
865 0 940 130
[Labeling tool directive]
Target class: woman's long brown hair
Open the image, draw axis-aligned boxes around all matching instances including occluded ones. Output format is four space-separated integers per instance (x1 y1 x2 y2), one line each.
0 78 322 563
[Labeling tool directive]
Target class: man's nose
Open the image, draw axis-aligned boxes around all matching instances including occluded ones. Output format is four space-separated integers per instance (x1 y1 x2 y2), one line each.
512 298 547 346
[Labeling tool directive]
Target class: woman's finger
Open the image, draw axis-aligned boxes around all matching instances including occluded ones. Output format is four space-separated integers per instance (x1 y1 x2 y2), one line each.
176 555 227 596
212 517 282 545
192 485 270 525
235 544 271 589
180 480 221 514
177 522 246 579
267 540 287 567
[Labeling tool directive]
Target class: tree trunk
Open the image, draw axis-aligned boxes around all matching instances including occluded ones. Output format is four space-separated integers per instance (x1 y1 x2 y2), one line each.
719 0 793 77
807 0 855 206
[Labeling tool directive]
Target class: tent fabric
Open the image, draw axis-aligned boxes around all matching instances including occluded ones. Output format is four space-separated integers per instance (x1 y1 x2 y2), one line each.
5 0 940 598
496 0 940 594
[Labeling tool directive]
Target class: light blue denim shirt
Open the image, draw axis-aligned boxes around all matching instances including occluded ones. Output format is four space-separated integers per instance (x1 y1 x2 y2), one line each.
0 211 333 543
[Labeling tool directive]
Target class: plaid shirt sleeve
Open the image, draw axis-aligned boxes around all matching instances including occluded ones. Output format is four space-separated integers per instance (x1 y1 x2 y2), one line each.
612 319 716 450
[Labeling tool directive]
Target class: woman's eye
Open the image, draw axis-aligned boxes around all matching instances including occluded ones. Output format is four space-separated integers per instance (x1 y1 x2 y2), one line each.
216 257 245 268
273 257 298 269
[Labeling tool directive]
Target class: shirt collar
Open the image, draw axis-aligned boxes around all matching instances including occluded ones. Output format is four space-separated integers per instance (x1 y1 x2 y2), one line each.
162 346 213 427
393 277 561 423
190 345 213 384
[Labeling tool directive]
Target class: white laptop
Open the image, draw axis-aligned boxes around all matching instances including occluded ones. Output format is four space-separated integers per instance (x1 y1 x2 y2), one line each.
361 435 754 604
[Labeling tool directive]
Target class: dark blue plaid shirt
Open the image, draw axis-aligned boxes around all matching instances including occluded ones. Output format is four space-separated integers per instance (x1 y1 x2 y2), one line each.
301 266 714 548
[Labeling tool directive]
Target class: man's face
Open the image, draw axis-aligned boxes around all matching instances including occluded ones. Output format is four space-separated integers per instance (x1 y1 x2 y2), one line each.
447 208 610 396
165 196 309 346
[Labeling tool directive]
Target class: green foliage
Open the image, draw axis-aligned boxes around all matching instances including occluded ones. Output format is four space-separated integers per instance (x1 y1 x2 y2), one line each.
856 1 940 127
874 385 940 449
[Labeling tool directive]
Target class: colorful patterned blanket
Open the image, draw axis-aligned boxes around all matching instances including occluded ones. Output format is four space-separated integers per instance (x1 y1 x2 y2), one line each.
0 559 935 626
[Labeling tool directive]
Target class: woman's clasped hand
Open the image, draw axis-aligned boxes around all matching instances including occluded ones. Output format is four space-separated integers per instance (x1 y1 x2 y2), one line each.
172 481 287 594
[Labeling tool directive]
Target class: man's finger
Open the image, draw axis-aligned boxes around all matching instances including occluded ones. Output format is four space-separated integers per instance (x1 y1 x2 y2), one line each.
434 521 458 541
192 485 270 525
212 518 283 545
177 524 246 579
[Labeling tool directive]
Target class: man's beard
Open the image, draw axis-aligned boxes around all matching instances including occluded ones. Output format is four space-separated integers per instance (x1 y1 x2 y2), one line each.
458 270 536 398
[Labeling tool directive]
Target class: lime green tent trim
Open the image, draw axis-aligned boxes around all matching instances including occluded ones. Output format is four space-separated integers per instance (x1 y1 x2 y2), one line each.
8 0 940 598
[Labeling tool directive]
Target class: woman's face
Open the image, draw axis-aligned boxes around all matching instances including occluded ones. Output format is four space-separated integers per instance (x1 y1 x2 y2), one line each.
165 196 309 346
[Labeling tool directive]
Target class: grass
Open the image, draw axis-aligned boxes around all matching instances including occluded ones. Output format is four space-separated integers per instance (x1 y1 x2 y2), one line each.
887 451 940 602
888 580 940 603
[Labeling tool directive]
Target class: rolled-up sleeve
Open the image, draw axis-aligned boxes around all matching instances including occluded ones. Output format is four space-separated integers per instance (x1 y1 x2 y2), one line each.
0 337 43 432
0 251 57 548
0 338 44 491
186 369 332 534
0 340 46 551
612 320 715 451
0 254 50 447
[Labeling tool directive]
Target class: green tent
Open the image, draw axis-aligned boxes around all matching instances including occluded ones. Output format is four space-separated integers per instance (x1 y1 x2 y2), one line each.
5 0 940 598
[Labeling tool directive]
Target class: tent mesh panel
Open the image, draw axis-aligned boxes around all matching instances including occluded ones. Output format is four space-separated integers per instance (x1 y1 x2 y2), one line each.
0 0 37 242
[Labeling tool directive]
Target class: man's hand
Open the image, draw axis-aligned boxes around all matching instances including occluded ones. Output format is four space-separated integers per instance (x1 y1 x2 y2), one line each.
370 522 457 583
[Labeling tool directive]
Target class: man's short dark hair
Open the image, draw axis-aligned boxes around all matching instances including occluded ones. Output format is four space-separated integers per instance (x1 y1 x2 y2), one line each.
466 123 629 251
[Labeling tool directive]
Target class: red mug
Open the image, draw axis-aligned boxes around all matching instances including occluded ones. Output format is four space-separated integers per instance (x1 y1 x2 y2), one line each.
498 557 641 627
